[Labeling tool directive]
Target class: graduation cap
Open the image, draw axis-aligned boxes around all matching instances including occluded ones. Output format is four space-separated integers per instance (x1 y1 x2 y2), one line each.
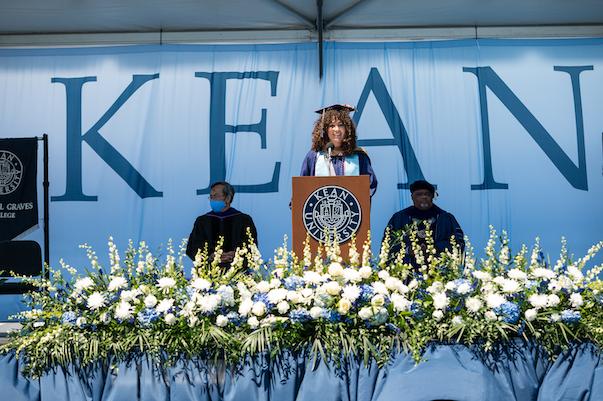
314 103 356 114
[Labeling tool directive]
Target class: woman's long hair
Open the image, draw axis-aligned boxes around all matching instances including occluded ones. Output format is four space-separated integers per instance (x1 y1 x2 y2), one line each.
310 109 357 155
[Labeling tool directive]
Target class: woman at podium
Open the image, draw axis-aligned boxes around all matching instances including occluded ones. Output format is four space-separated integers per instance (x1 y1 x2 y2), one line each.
299 104 378 196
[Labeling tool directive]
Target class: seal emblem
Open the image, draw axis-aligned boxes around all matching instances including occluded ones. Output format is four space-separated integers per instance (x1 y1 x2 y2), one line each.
303 185 361 243
0 150 23 195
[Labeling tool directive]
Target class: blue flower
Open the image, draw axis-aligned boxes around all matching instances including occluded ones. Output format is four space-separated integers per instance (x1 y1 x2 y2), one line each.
289 309 311 323
386 323 401 334
137 308 159 327
410 302 424 320
61 311 77 325
561 310 581 324
251 293 273 309
226 312 244 326
494 302 520 324
359 284 374 303
284 276 304 290
321 309 341 323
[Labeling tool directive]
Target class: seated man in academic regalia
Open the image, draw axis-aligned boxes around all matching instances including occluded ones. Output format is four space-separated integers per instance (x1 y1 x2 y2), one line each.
186 181 257 264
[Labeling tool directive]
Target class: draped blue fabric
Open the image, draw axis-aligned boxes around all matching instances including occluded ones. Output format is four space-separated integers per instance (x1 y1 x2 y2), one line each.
1 343 601 401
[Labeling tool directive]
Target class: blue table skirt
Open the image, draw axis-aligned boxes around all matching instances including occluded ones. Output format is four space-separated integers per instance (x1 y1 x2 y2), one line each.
2 343 602 401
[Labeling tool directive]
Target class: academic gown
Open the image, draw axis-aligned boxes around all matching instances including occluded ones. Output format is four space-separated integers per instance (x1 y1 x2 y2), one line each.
299 149 378 196
186 207 257 261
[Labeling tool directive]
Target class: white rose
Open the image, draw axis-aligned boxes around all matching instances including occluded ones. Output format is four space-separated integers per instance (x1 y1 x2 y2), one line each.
164 313 177 325
301 288 313 298
433 292 449 310
570 293 584 308
269 278 282 288
239 298 253 316
432 310 444 321
359 266 372 279
216 315 229 327
247 316 259 328
268 288 288 304
277 301 290 314
252 302 267 317
385 277 402 292
342 285 361 302
371 294 385 307
144 294 158 308
358 307 373 320
407 279 418 290
256 281 270 293
108 276 128 292
390 293 410 312
472 271 492 281
466 297 482 313
484 311 497 321
310 306 323 320
324 281 341 296
343 268 361 283
328 262 344 277
427 281 443 294
567 265 584 282
445 281 457 291
525 308 538 322
156 299 174 314
377 270 390 280
372 281 389 295
338 298 352 315
287 291 302 304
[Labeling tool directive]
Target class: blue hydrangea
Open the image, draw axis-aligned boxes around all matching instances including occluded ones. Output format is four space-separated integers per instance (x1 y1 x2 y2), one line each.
251 293 273 309
452 279 474 296
371 308 389 325
525 280 538 289
226 312 244 326
386 323 401 334
137 308 159 327
359 284 374 303
321 309 341 323
284 276 304 290
410 302 424 320
61 311 77 325
494 302 520 324
561 310 581 324
289 309 311 323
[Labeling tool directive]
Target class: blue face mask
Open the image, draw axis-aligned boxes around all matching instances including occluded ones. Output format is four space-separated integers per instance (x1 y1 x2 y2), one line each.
210 199 226 213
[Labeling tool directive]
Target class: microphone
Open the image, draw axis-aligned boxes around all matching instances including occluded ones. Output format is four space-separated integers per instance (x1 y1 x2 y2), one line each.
326 142 334 160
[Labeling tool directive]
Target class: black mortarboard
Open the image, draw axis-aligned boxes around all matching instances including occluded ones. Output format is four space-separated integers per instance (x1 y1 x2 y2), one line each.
409 180 435 195
314 104 356 114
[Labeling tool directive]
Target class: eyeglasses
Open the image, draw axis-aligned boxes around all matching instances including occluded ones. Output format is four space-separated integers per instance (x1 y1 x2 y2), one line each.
208 195 225 200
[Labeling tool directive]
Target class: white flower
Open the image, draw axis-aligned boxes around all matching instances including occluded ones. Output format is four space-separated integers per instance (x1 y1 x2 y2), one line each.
372 281 389 295
445 281 457 291
252 302 267 317
408 279 419 290
164 313 177 325
508 269 527 281
385 277 403 292
273 268 284 279
567 265 584 282
108 276 128 292
301 288 313 298
528 294 548 309
338 298 352 315
269 278 282 288
156 299 174 314
484 311 497 321
144 294 158 308
532 268 555 280
328 262 344 277
341 285 361 302
33 321 45 328
310 306 323 320
500 279 520 293
256 281 270 293
303 271 323 285
157 277 176 291
191 278 211 291
115 301 133 320
287 290 303 304
466 297 482 313
237 282 251 299
76 317 87 327
358 307 373 320
248 316 259 328
472 271 492 281
268 288 288 304
525 308 538 321
216 315 229 327
74 277 94 292
217 285 235 305
343 268 361 283
486 293 506 309
377 270 390 280
452 316 463 325
457 282 472 295
321 281 339 296
277 301 290 314
426 281 444 294
550 313 561 322
433 292 449 310
239 299 253 316
87 292 106 310
188 316 199 327
432 310 444 321
390 293 411 312
570 293 584 308
359 266 372 279
547 294 560 307
120 289 139 302
199 294 220 313
371 294 385 307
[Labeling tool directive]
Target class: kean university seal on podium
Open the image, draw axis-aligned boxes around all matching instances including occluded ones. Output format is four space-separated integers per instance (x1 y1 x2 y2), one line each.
302 185 361 243
0 150 23 195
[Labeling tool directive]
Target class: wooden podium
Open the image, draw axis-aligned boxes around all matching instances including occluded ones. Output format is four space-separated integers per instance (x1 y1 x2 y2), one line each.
291 175 370 258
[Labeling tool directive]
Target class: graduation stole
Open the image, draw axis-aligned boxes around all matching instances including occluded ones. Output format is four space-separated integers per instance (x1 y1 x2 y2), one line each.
315 152 360 176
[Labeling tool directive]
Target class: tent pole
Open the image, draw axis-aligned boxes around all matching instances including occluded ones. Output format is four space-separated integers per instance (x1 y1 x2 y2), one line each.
317 0 324 80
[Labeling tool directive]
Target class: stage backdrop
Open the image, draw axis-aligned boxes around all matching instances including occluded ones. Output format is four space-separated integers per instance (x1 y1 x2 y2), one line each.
0 39 601 283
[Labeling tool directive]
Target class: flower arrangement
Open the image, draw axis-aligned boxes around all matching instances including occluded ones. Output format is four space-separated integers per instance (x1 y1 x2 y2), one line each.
1 226 602 378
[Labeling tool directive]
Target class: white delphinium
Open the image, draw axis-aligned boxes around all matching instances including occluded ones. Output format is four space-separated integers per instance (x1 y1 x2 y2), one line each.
570 293 584 308
108 276 128 292
137 261 146 273
432 292 449 310
115 301 133 320
338 298 352 315
157 277 176 291
486 293 506 309
528 294 548 309
144 294 158 308
87 292 106 310
310 306 323 320
466 297 482 313
525 308 538 321
191 278 211 291
156 299 174 314
341 285 361 302
252 302 267 317
74 277 94 292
